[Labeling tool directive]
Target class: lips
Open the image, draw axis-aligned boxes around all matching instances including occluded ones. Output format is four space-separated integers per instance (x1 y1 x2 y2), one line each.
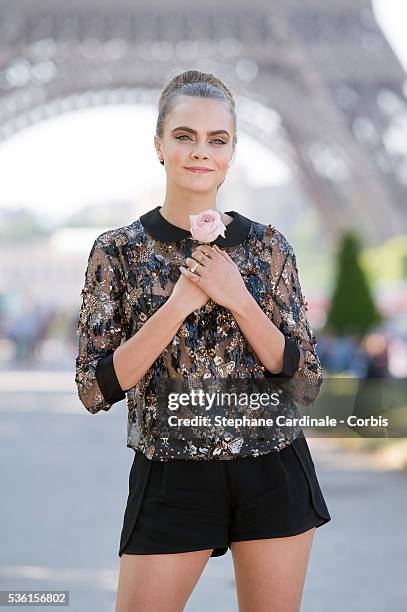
184 167 213 173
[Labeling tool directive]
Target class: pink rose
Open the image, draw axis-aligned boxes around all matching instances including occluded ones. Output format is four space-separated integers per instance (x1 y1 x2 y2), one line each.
189 209 227 243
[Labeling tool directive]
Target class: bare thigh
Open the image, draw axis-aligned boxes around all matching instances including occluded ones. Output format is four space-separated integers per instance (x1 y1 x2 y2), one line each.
231 527 316 612
115 549 213 612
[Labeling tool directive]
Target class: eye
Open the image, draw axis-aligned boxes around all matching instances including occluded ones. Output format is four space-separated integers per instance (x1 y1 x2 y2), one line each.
175 135 226 145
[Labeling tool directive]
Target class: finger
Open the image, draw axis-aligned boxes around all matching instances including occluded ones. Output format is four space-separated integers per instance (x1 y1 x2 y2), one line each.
179 265 198 277
213 244 234 263
184 257 204 271
179 265 200 281
194 246 214 260
191 251 210 265
198 244 216 256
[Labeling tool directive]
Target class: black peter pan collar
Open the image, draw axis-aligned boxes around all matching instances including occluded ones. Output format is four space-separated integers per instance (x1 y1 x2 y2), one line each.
140 205 252 247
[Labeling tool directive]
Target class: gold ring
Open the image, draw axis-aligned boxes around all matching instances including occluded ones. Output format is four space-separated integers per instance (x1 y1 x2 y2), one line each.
191 263 198 273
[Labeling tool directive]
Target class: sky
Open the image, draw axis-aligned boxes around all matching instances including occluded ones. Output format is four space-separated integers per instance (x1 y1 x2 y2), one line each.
0 105 290 225
0 0 405 225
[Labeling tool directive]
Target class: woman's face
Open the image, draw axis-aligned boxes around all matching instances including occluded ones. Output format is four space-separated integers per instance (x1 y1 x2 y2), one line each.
155 96 235 194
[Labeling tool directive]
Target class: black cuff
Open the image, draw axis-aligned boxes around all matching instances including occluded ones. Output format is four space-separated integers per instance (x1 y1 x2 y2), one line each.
264 336 300 378
95 351 126 404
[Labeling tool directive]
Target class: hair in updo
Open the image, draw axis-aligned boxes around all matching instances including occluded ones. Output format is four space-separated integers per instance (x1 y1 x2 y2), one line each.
156 69 237 151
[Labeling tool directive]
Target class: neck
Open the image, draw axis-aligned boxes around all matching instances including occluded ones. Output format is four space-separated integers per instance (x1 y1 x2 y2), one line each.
160 187 221 231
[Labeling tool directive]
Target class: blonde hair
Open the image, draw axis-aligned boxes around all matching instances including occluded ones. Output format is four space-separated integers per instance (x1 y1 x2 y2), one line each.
156 69 237 150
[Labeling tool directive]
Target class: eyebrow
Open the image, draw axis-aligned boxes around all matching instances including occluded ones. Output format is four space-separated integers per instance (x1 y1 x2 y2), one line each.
170 126 230 137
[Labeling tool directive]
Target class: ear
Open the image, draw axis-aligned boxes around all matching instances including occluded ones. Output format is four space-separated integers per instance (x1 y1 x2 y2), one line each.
154 134 161 156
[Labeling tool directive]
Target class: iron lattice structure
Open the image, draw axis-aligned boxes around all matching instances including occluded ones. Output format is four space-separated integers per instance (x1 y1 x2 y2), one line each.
0 0 406 245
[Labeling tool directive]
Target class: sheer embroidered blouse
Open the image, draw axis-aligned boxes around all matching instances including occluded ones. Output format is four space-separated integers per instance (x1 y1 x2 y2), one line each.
75 206 323 461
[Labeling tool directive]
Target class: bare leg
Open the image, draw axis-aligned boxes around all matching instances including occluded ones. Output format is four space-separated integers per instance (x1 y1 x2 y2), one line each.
115 548 213 612
231 527 316 612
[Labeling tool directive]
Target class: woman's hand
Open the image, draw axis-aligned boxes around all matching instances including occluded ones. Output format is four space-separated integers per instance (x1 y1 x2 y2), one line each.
180 244 250 312
168 267 210 320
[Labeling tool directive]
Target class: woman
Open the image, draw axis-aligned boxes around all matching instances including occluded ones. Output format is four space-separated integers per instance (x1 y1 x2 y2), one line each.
75 69 331 612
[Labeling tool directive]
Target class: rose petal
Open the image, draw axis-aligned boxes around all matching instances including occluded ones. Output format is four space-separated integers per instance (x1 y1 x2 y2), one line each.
189 209 227 242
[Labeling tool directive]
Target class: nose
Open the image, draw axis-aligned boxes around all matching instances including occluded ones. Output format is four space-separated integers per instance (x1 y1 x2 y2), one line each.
191 143 209 159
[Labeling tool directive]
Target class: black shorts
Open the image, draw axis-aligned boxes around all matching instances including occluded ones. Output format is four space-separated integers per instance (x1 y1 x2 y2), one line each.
119 434 331 558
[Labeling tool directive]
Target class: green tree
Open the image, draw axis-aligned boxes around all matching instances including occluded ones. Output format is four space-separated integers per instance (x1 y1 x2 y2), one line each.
324 230 383 337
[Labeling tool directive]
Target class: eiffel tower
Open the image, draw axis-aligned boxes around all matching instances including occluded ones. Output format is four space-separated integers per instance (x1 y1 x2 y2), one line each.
0 0 405 245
